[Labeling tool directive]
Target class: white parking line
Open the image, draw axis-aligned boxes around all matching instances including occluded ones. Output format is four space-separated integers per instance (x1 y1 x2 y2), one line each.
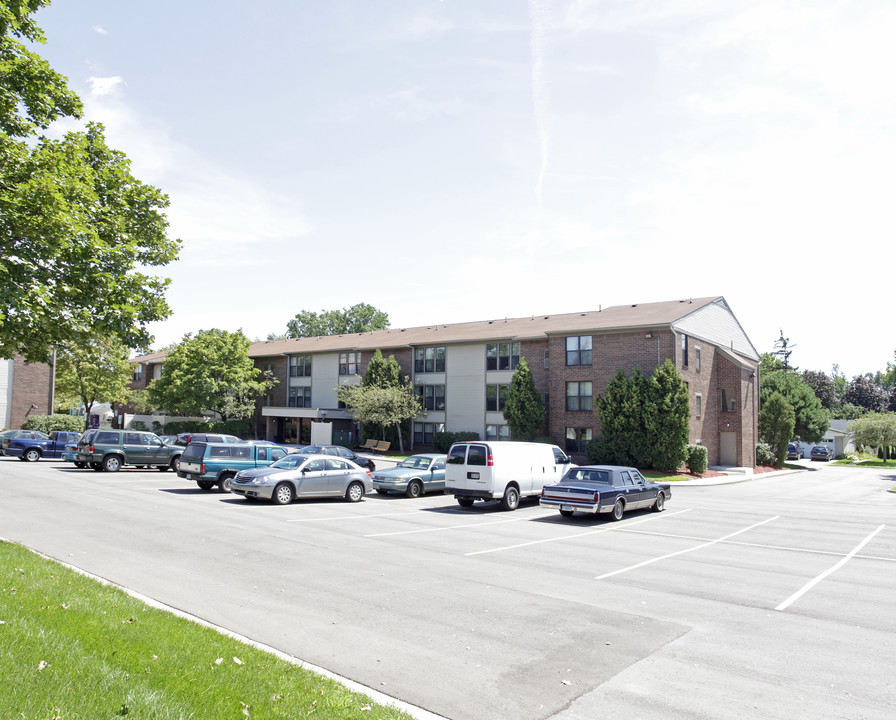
595 516 779 580
775 524 886 611
464 509 693 556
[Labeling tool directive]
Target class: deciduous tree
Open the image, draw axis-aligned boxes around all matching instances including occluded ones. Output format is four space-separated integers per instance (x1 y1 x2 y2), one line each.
283 303 389 339
758 392 795 465
147 330 276 422
1 3 179 361
851 413 896 464
53 334 133 430
337 383 422 453
760 370 828 443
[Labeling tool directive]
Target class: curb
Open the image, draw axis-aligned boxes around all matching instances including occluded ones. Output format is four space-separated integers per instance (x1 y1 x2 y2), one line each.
674 467 807 486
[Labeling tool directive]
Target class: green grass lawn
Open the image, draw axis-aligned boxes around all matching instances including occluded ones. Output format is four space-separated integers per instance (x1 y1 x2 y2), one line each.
0 542 413 720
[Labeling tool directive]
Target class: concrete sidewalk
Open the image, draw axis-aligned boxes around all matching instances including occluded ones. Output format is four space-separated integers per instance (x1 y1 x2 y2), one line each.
675 466 806 486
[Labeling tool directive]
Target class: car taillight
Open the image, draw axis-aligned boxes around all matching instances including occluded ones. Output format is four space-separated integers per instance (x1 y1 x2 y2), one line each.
200 463 206 474
89 445 95 453
593 491 601 503
487 453 494 466
541 488 545 497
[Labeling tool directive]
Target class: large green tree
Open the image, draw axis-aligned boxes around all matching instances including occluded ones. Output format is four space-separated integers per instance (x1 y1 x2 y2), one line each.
760 370 828 444
1 2 180 361
851 413 896 463
503 357 545 441
645 360 691 472
147 330 276 422
758 391 796 465
594 368 651 467
361 349 402 388
53 333 133 430
282 303 389 339
336 383 421 453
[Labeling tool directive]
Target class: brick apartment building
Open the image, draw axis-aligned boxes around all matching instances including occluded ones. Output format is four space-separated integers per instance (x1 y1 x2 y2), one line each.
1 355 55 429
240 296 760 467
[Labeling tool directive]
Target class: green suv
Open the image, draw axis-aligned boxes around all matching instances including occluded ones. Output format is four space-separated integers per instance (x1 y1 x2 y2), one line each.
76 429 183 473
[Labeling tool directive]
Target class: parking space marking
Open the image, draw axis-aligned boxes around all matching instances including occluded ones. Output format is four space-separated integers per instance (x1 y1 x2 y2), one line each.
365 510 557 538
464 509 693 556
595 515 779 580
775 524 886 611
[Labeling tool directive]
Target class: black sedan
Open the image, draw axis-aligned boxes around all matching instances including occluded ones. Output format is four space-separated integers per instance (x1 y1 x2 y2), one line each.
810 444 834 461
294 444 376 471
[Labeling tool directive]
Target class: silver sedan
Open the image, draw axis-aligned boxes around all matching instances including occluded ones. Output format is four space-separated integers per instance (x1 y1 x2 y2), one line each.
230 453 372 505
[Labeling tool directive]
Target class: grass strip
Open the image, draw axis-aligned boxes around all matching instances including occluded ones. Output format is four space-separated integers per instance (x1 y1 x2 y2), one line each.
0 541 414 720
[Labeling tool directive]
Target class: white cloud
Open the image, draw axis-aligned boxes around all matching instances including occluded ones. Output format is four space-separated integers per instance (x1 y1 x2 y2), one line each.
87 76 124 97
92 25 108 35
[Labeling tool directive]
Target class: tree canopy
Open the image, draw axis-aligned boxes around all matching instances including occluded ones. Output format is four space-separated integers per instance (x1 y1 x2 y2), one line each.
503 357 545 441
337 383 421 453
1 1 179 362
53 333 133 430
850 413 896 463
147 329 276 422
282 303 389 339
760 370 828 444
758 391 795 465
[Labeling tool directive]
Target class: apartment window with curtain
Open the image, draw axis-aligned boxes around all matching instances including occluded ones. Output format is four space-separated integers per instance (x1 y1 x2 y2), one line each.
565 427 592 454
289 355 312 377
339 352 359 376
288 386 311 408
416 384 446 411
566 381 593 411
415 346 446 373
566 336 592 366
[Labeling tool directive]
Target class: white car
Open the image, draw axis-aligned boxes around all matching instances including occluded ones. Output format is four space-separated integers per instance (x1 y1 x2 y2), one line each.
230 453 371 504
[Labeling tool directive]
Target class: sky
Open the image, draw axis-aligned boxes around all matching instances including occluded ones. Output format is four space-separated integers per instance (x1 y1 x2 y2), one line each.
31 0 895 379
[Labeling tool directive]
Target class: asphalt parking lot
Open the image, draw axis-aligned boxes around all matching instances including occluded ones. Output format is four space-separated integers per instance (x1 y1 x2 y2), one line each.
2 458 895 719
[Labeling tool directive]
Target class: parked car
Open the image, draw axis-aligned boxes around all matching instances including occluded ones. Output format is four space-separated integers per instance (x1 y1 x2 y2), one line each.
230 454 372 505
294 444 376 471
4 431 81 462
159 435 178 446
540 465 671 520
787 443 803 461
371 453 447 497
1 429 49 455
177 441 289 492
77 429 183 472
445 440 573 510
810 444 834 461
175 432 243 446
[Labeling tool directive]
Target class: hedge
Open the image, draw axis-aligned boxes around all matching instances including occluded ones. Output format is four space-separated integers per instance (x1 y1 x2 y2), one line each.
686 444 708 475
21 414 85 433
433 431 480 454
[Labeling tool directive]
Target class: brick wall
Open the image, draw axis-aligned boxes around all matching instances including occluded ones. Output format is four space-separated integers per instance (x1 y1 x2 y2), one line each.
9 356 53 428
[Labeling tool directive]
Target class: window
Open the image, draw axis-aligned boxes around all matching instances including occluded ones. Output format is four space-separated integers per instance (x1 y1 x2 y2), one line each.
288 386 312 408
415 346 446 373
414 422 445 445
681 333 688 367
721 389 736 413
339 352 359 376
289 355 312 377
695 393 703 418
132 365 143 382
416 384 446 411
486 384 509 412
695 347 701 372
486 342 520 371
123 432 142 445
565 427 592 453
566 381 592 411
467 445 488 466
486 424 510 441
566 336 592 366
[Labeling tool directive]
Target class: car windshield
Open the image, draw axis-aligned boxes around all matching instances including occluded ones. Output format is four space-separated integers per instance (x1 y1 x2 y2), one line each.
398 456 431 469
296 446 322 454
269 455 304 469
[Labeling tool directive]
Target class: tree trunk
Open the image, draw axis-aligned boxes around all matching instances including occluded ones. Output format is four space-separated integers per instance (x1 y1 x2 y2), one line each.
394 422 404 453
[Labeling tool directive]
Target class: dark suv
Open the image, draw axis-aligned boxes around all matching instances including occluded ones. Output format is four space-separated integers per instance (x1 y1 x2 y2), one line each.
294 444 376 471
77 429 182 472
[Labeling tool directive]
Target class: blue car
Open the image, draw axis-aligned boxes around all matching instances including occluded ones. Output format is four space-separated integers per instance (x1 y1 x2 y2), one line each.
371 453 447 498
810 445 834 461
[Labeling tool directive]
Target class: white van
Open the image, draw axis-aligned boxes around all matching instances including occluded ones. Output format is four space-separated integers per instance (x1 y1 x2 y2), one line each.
445 441 573 511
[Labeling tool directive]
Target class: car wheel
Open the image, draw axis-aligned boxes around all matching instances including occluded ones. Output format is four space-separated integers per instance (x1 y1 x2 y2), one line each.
103 455 122 473
611 498 625 521
74 461 86 468
559 509 574 518
456 496 474 507
272 482 294 505
500 486 520 511
90 462 103 471
405 480 423 499
345 481 365 503
171 456 181 472
24 449 41 462
156 465 169 472
218 473 234 493
197 481 215 491
652 492 665 513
